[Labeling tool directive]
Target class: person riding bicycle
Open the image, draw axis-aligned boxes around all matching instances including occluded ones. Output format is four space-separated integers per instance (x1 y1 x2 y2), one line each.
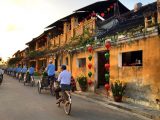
46 59 55 87
21 65 27 80
28 65 34 82
55 65 71 104
16 65 22 79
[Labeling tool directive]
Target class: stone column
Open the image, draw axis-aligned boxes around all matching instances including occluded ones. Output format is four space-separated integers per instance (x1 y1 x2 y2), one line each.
152 16 156 25
144 17 148 28
71 17 78 37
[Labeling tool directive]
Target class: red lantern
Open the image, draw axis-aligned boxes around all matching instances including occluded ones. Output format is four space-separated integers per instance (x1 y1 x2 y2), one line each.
92 12 96 17
105 63 110 70
105 84 110 91
110 5 114 9
88 46 93 52
88 63 92 69
105 42 111 50
101 13 105 17
88 80 93 86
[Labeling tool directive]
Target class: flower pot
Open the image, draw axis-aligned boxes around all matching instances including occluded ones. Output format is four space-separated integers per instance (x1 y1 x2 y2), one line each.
80 85 87 92
113 96 122 102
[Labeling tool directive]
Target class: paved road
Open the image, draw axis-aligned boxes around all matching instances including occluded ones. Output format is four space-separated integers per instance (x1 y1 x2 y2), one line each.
0 75 146 120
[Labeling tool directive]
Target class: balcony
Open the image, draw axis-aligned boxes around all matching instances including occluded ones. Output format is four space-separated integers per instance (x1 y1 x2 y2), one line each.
50 18 95 48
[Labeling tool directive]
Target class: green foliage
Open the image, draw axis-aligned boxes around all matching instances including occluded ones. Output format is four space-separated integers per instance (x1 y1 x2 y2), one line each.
8 57 22 66
42 71 48 77
34 72 39 76
111 80 126 96
28 50 47 59
77 75 87 87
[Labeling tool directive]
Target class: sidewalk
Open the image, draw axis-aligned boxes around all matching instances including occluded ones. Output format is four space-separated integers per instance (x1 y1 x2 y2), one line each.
72 91 160 120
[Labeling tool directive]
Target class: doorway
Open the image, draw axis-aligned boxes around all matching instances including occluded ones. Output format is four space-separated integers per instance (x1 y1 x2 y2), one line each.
97 51 109 88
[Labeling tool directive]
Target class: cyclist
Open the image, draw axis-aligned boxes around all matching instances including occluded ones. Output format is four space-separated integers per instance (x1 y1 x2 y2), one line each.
28 65 34 82
55 65 71 104
21 65 27 80
46 59 55 87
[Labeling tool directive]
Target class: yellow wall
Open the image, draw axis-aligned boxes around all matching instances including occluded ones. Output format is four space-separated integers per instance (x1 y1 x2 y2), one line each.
110 36 160 105
71 50 95 91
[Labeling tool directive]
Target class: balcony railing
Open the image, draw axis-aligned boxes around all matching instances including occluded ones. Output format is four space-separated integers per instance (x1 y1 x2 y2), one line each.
74 24 83 36
50 18 95 47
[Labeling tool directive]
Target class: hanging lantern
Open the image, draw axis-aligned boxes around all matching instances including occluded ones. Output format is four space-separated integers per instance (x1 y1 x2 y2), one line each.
92 12 96 17
105 63 110 70
100 13 105 17
88 71 92 77
110 5 114 9
105 83 110 91
88 63 92 69
88 55 92 61
105 73 109 80
88 79 93 86
107 8 110 12
104 52 110 60
105 41 111 50
88 46 93 53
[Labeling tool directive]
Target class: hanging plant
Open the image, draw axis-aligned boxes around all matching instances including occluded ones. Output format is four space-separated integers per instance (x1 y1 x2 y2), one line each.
88 55 92 61
88 63 92 69
104 52 110 60
88 71 92 77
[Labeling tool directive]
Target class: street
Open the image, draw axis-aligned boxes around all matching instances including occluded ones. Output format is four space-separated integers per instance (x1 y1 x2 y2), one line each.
0 75 145 120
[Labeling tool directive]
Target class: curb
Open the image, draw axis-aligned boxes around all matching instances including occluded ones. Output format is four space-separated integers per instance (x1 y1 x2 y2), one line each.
72 93 155 120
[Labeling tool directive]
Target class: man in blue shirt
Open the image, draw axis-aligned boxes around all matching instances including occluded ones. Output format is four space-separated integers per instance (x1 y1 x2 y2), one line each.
29 65 34 76
21 65 27 79
47 59 55 86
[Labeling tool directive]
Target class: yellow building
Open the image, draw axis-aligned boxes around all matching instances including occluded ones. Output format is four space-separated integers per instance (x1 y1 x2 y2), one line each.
45 1 160 109
25 32 48 71
11 0 160 109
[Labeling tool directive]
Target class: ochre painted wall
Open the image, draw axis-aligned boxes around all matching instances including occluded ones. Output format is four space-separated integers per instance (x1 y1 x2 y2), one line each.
110 36 160 107
71 50 95 91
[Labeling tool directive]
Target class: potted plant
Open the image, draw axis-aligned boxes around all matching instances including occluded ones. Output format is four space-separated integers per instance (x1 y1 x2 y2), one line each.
77 75 87 91
111 80 126 102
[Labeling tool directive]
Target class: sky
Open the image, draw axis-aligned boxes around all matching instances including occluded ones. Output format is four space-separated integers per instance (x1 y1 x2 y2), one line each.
0 0 156 61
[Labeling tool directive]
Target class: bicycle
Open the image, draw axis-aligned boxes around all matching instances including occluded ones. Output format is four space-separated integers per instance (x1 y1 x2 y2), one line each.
57 90 72 115
37 76 55 96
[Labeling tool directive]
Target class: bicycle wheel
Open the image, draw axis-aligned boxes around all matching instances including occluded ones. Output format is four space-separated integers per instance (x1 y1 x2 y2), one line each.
50 82 55 96
38 82 41 94
64 101 71 115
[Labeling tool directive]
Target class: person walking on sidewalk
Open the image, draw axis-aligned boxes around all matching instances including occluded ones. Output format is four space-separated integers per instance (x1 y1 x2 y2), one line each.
46 59 55 87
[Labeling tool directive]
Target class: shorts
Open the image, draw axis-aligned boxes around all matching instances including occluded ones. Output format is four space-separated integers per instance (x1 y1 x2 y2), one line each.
61 84 71 91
